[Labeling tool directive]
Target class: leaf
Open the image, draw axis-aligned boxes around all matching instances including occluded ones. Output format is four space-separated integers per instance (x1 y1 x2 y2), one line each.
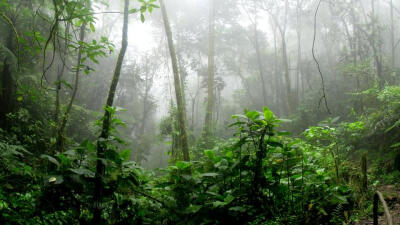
150 3 159 8
204 150 215 160
175 161 191 170
40 154 60 167
231 114 246 119
391 142 400 148
385 119 400 133
263 106 273 120
47 175 63 184
185 204 202 214
70 168 95 178
200 173 218 177
140 14 145 23
119 149 131 162
229 206 246 212
224 194 235 204
245 110 259 120
74 19 83 27
129 8 138 14
16 96 23 102
213 201 225 207
61 80 73 89
90 23 95 32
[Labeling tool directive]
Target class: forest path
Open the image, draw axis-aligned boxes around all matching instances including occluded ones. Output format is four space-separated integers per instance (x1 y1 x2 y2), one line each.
356 185 400 225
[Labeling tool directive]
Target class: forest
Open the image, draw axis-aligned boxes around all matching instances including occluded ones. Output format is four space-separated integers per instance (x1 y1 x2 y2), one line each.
0 0 400 224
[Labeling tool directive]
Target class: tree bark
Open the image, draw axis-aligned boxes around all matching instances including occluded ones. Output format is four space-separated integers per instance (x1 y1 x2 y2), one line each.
92 0 129 222
55 22 70 123
390 0 395 68
296 0 302 104
160 0 190 161
204 0 216 146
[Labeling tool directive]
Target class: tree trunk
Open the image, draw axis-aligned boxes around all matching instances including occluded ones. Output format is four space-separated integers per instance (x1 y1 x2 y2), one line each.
281 32 293 115
55 22 70 123
160 0 190 161
92 0 129 222
296 0 302 104
254 27 268 107
0 20 16 126
390 0 395 69
204 0 216 146
55 21 86 153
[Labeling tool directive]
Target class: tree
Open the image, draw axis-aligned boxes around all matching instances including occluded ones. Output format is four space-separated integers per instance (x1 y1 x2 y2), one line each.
93 0 129 222
160 0 190 161
204 0 216 146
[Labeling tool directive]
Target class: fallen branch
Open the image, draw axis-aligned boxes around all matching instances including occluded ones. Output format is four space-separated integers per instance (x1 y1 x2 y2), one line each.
373 191 393 225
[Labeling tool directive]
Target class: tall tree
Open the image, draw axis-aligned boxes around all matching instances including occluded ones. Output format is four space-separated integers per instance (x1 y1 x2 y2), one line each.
93 0 129 222
262 0 294 115
160 0 190 161
204 0 216 146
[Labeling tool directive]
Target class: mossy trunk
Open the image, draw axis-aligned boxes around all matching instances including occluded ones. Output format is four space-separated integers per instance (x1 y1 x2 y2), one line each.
361 153 367 192
160 0 190 161
93 0 129 222
204 0 216 147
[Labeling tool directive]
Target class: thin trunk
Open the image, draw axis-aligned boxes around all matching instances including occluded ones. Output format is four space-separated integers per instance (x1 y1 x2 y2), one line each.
254 26 268 106
370 0 384 89
140 68 152 136
281 32 293 115
204 0 216 145
390 0 395 68
56 22 86 153
237 56 256 105
191 73 200 131
160 0 190 161
296 0 302 104
93 0 129 222
282 0 293 115
55 22 70 123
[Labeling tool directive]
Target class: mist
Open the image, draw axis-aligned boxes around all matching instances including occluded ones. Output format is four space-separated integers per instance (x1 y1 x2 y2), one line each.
1 0 400 224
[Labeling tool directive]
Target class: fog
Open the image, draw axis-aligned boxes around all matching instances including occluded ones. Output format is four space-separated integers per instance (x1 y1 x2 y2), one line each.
2 0 400 223
69 0 399 168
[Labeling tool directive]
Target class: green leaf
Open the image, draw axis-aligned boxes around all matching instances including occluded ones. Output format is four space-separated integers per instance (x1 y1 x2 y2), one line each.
204 149 215 160
60 80 73 89
224 194 235 204
40 154 60 167
47 175 64 184
229 206 246 212
175 161 191 170
385 119 400 133
185 204 202 214
90 23 95 32
119 149 131 162
245 110 259 120
140 14 145 23
263 106 273 120
129 8 138 14
150 3 159 8
74 19 83 27
391 142 400 148
16 96 23 102
200 173 218 177
70 168 95 178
